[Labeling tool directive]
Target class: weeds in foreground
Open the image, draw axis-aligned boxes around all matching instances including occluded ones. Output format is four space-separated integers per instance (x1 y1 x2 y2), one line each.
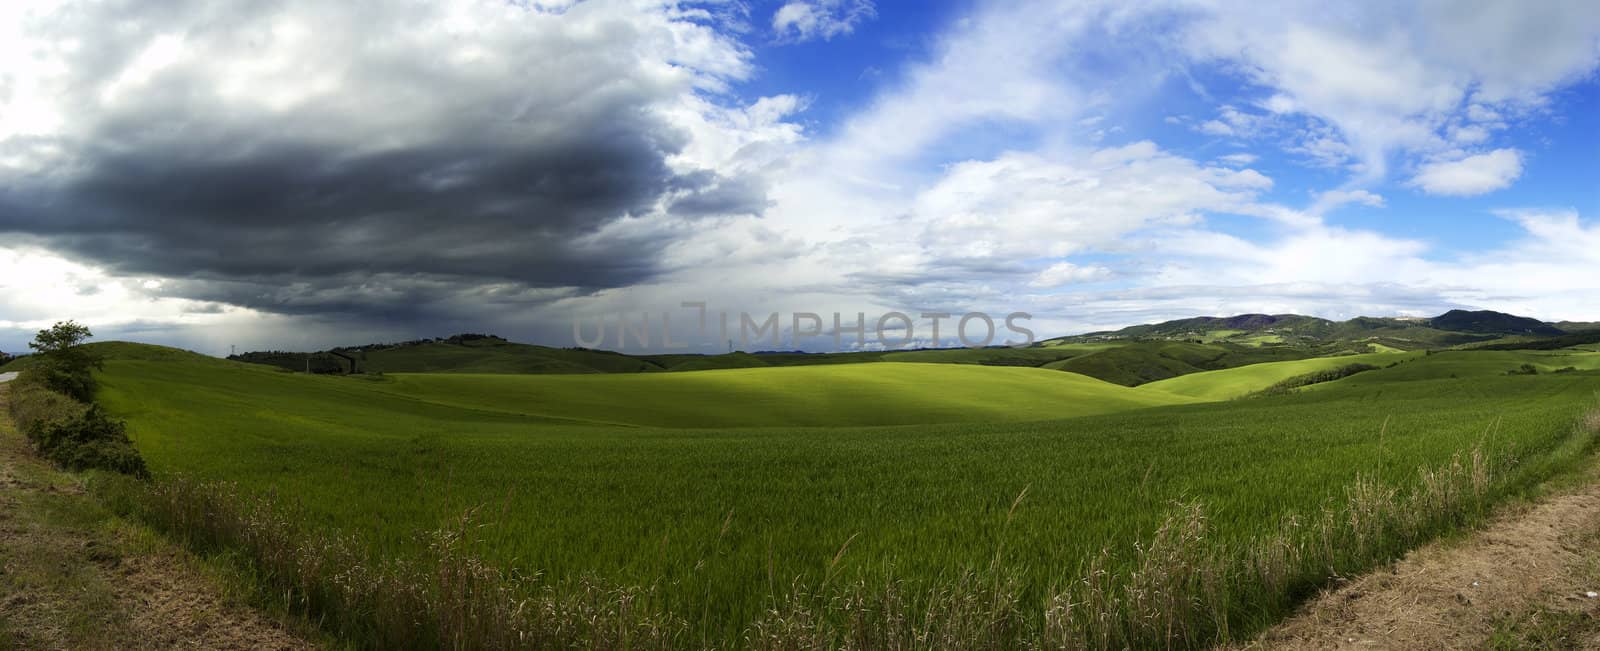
94 411 1599 649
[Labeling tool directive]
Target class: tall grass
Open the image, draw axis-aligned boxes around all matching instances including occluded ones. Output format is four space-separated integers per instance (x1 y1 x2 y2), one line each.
94 409 1600 649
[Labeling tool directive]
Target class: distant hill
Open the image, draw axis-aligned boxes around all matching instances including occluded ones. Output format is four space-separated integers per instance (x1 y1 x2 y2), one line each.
224 309 1585 385
229 334 1111 376
1039 340 1333 386
1062 314 1336 342
1556 321 1600 333
232 335 662 375
1429 309 1565 336
1045 309 1568 350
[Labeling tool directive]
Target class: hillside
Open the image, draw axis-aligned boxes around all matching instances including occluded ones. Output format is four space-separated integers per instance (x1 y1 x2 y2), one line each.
79 337 1600 648
218 310 1588 392
230 334 1114 375
1043 309 1570 350
1429 309 1565 335
374 363 1199 427
1038 340 1332 386
1138 350 1419 400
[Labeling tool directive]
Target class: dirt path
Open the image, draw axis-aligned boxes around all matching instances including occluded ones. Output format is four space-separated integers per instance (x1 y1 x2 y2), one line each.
1247 428 1600 649
0 384 317 650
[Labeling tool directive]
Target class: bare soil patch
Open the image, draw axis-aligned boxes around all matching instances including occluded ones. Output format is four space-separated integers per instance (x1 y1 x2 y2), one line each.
1246 424 1600 649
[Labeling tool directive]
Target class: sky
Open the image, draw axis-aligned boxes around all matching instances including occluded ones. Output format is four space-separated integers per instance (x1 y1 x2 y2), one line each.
1 0 1598 355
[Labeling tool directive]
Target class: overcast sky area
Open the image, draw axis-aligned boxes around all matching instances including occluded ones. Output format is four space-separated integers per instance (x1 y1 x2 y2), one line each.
2 0 1598 355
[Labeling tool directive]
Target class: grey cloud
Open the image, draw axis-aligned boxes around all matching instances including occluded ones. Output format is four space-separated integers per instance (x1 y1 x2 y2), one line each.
0 0 767 321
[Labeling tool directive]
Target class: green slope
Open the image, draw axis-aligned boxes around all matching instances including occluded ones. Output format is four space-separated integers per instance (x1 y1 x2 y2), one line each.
1139 350 1420 400
85 340 1600 643
1041 341 1322 386
375 362 1199 428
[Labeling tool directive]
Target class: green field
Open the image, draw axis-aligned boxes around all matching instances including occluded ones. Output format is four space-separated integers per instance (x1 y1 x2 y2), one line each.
372 363 1195 427
80 341 1600 642
1139 350 1420 400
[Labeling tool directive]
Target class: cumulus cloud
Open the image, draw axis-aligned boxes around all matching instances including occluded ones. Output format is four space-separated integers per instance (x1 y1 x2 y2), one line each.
772 0 876 43
1312 189 1386 214
1030 262 1112 288
1181 0 1600 177
1409 149 1525 196
905 142 1273 263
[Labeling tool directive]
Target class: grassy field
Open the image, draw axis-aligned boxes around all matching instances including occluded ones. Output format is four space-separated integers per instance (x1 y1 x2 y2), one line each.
1139 349 1421 400
80 341 1600 644
372 363 1194 427
1039 340 1324 386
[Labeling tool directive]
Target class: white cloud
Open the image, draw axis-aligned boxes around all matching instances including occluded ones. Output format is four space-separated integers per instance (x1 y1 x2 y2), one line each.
1409 148 1524 196
906 142 1274 262
1312 189 1385 214
1031 262 1113 288
0 245 253 342
1217 153 1258 165
1181 1 1600 179
772 0 875 43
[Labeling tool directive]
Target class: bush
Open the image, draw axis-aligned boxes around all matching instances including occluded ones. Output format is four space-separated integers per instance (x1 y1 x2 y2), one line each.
8 371 148 478
1507 363 1540 376
34 356 99 402
32 405 149 477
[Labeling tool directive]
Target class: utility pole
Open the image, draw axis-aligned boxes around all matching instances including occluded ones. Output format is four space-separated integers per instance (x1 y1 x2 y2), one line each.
305 354 311 374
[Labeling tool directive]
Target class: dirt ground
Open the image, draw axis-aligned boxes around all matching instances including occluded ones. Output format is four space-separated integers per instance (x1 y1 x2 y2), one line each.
1245 437 1600 649
0 384 316 650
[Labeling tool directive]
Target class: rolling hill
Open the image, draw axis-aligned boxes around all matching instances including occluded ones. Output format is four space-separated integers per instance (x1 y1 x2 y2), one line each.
1042 309 1571 350
372 362 1198 428
73 338 1600 647
1038 340 1330 386
1138 350 1420 400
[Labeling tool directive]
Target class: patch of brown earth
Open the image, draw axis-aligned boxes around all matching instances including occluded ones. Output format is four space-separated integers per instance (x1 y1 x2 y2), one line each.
1246 422 1600 650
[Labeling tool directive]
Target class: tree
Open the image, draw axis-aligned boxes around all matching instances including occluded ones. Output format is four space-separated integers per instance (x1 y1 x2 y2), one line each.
28 320 100 401
30 321 92 354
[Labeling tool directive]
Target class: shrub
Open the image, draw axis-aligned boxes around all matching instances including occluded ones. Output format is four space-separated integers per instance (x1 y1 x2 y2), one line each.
7 371 148 478
32 405 149 477
1507 363 1540 376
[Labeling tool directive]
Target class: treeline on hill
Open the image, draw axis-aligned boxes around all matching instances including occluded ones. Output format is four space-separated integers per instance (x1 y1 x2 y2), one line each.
5 321 147 477
1474 330 1600 351
1042 341 1362 387
1047 309 1575 349
227 333 1094 376
1243 363 1383 399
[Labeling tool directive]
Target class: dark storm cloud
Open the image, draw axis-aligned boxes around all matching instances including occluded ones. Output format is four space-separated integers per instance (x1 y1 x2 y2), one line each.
17 125 682 287
0 0 767 320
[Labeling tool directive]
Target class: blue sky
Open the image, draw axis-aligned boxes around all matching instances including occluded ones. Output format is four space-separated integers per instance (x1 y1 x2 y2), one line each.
1 0 1598 354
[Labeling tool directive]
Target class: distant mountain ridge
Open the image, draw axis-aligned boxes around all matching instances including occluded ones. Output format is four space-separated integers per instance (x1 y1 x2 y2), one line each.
211 308 1589 387
1429 309 1564 335
1048 309 1570 348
